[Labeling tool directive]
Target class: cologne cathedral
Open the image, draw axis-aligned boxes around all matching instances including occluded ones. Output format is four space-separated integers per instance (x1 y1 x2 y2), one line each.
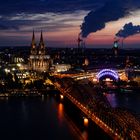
29 31 50 72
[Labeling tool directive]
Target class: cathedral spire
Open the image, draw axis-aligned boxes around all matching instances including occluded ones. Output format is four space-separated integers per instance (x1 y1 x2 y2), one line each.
38 30 45 55
40 30 43 42
39 30 44 47
31 30 37 55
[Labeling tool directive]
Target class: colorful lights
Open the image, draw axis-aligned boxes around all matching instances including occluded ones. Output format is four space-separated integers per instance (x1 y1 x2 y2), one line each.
97 69 119 81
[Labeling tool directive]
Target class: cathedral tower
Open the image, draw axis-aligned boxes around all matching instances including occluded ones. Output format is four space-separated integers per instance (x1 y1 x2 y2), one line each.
29 30 50 71
38 31 45 55
31 30 37 55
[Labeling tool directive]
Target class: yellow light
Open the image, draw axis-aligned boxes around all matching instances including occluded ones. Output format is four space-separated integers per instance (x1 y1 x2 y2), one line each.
5 68 10 73
17 63 21 67
105 78 112 82
84 118 89 127
12 68 15 71
93 78 97 82
60 94 64 99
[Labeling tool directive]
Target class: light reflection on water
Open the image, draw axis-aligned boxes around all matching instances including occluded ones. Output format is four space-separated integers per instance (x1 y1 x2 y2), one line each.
82 130 88 140
0 95 112 140
58 103 64 124
0 96 82 140
106 91 140 113
106 93 117 108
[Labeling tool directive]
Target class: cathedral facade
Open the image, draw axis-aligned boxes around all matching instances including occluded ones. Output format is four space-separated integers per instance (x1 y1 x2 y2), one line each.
29 31 50 72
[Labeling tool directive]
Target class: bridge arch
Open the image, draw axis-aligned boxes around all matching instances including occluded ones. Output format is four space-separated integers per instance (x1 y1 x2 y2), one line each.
97 69 119 82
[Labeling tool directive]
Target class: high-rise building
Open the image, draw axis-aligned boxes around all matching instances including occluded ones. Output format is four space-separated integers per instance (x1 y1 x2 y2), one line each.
29 31 50 72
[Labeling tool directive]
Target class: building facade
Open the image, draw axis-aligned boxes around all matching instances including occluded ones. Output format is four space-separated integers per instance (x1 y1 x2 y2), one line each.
29 31 50 72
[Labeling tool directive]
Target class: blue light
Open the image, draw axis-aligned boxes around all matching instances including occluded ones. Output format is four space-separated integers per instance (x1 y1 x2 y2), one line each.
97 69 119 81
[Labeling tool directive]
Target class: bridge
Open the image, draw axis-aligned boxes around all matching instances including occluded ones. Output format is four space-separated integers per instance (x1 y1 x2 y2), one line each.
49 73 140 140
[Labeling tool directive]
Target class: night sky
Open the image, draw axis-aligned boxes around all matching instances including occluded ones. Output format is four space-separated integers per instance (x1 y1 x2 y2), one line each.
1 0 140 48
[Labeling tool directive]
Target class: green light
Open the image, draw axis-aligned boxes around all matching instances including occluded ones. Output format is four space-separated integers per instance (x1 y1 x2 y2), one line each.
114 42 118 48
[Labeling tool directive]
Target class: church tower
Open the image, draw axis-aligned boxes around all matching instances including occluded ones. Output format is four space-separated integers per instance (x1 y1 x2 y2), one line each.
30 30 37 68
31 30 37 55
29 30 50 71
38 31 46 67
38 31 45 55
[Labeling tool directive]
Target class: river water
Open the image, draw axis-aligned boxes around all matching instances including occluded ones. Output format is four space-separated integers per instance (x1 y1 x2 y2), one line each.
0 94 111 140
106 91 140 113
0 90 139 140
0 96 81 140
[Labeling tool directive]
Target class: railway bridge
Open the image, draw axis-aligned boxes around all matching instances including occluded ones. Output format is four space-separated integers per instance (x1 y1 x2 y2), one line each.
50 75 140 140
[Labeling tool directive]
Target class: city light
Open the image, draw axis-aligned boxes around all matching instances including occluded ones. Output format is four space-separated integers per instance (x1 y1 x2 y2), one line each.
97 69 119 81
12 68 16 71
60 94 64 99
0 1 140 140
104 78 113 82
17 63 21 67
4 68 10 73
93 78 98 82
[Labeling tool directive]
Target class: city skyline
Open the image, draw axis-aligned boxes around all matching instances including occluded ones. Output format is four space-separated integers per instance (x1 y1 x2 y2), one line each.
1 0 140 48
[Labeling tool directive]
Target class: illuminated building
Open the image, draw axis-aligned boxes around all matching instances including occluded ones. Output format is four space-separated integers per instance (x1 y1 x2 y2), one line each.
13 57 24 63
113 39 119 56
29 31 50 72
97 69 119 82
52 64 71 73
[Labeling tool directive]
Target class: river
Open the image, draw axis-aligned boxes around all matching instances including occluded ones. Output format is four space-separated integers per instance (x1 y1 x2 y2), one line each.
106 91 140 113
0 94 111 140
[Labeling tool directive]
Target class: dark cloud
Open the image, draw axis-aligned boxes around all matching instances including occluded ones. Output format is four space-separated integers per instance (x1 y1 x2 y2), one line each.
81 0 140 37
0 19 27 31
0 0 140 37
0 0 106 32
0 24 19 30
0 0 105 15
0 11 84 32
116 22 140 38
